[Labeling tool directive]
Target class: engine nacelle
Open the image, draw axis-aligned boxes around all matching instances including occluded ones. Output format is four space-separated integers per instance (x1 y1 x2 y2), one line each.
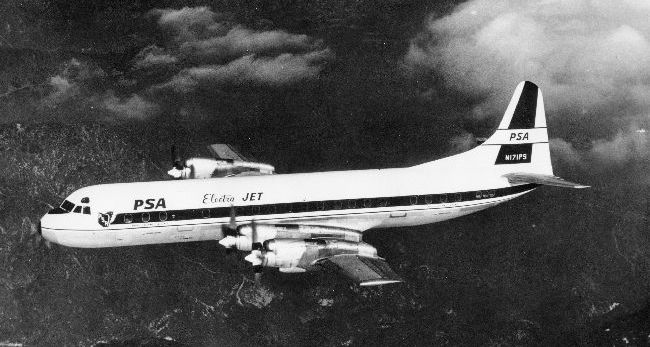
168 157 275 179
246 239 378 270
218 224 363 251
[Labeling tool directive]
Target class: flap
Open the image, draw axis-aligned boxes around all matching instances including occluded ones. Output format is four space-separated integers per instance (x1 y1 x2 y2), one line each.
322 254 403 286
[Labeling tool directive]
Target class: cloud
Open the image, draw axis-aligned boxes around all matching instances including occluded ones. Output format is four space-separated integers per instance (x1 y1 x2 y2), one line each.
133 45 178 69
160 49 333 92
179 26 319 61
590 128 649 165
38 7 331 122
47 75 75 101
100 92 158 120
43 59 107 106
150 6 226 42
136 6 332 90
406 0 650 167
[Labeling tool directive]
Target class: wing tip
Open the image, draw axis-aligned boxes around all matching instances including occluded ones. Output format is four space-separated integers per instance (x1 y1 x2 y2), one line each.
359 279 403 286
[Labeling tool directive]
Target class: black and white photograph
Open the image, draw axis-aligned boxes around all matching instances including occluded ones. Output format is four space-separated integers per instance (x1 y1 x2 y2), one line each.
0 0 648 345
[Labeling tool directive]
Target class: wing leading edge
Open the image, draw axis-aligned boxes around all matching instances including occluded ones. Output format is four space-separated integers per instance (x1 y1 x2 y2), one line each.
321 254 403 286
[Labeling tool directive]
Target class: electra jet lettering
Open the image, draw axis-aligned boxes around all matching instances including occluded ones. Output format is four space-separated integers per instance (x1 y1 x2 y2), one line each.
40 81 588 286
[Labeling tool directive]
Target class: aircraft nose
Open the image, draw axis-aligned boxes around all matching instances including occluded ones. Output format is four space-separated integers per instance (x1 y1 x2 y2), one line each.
39 215 58 244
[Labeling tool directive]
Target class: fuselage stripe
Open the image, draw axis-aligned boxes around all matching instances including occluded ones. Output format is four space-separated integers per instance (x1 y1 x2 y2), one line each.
104 184 538 226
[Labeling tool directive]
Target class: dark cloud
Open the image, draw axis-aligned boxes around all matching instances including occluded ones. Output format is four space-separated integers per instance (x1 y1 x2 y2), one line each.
33 6 333 121
150 6 228 42
133 46 179 69
179 26 319 60
158 49 333 92
43 59 107 106
138 6 332 93
405 0 650 168
99 91 159 120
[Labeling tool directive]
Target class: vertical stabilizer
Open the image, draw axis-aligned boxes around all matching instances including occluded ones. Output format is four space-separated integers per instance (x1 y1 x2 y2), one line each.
415 81 554 176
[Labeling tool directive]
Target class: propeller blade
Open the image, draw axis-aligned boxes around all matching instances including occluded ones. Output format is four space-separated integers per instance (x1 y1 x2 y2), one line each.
253 267 263 285
229 205 237 230
251 219 261 250
171 145 184 170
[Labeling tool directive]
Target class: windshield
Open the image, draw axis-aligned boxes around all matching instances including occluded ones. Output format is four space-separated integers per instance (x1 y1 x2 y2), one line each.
61 200 75 212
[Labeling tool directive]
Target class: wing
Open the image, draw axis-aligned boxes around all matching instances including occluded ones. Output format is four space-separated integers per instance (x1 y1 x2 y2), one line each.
504 172 589 189
320 254 403 286
207 144 253 162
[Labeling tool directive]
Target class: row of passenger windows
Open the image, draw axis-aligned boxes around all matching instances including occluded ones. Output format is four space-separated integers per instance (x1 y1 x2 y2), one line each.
117 189 498 225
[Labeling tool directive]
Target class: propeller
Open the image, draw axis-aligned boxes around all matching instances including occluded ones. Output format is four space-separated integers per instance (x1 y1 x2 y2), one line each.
171 145 184 170
251 219 262 251
253 266 263 285
168 145 187 179
219 205 238 251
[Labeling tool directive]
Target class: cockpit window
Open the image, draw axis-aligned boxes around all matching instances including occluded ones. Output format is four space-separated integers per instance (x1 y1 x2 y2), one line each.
73 206 82 213
81 197 90 203
61 200 75 212
83 206 91 215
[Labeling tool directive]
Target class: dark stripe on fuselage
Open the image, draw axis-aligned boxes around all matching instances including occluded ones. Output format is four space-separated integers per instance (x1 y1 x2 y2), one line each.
109 184 538 226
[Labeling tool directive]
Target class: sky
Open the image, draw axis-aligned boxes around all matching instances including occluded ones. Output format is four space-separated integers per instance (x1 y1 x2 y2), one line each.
405 0 649 178
1 0 646 178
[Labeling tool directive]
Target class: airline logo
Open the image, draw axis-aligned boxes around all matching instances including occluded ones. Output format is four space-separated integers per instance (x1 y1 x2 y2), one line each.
495 144 532 164
481 128 547 145
509 132 529 141
98 212 113 227
134 198 167 210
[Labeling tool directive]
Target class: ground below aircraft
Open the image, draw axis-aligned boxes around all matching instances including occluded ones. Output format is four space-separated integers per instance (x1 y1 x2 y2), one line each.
40 81 587 286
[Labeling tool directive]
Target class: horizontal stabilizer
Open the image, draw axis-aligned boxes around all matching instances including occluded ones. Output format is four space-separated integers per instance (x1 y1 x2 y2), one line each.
323 254 403 286
504 172 589 189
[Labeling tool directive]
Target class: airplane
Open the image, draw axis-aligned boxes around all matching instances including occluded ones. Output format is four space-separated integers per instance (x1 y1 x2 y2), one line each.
39 81 588 286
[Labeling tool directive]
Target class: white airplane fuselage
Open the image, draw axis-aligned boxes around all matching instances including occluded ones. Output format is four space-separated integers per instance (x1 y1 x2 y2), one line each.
40 165 535 248
38 81 589 285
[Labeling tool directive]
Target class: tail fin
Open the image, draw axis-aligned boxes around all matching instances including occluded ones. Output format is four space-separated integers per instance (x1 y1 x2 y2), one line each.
482 80 552 174
415 81 588 188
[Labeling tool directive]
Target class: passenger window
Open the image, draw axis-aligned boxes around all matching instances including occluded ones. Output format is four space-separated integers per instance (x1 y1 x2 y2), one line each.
455 193 462 202
475 191 482 199
363 199 372 208
251 205 261 214
314 201 325 211
277 204 291 213
124 214 133 223
488 190 496 198
159 211 168 222
376 199 388 207
73 206 82 213
347 200 357 209
142 212 150 223
425 195 433 204
440 194 448 203
482 191 490 199
83 206 90 215
202 209 211 218
333 201 344 210
409 196 418 205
